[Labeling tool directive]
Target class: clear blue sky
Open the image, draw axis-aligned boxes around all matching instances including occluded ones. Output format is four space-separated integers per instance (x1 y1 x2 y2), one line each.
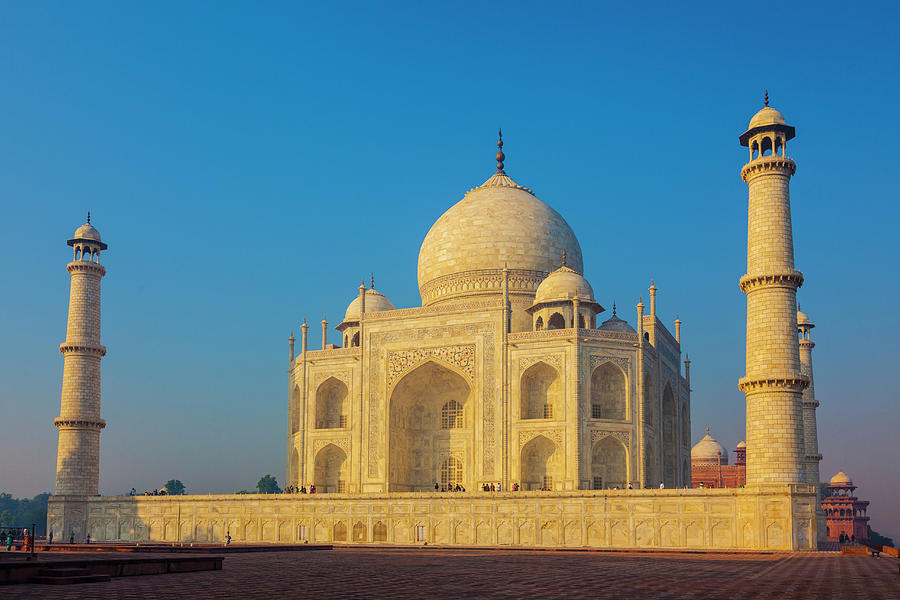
1 2 897 539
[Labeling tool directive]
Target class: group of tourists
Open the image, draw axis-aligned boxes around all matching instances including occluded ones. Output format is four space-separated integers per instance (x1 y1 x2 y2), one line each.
838 532 857 544
283 485 316 494
130 488 175 496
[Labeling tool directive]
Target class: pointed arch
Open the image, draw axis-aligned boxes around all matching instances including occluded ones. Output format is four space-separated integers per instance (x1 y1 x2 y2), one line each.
373 521 387 542
662 382 676 488
520 435 560 491
591 435 628 489
313 443 347 493
547 313 565 330
591 361 626 420
291 385 302 434
315 377 348 429
291 447 300 487
535 316 544 331
520 361 560 420
333 521 347 542
388 360 471 492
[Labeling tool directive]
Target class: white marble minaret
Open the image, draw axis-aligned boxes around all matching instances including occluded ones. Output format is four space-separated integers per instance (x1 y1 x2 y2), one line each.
54 214 108 496
738 95 808 486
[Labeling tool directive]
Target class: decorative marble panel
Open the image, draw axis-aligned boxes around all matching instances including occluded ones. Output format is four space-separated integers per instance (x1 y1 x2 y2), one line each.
387 344 476 388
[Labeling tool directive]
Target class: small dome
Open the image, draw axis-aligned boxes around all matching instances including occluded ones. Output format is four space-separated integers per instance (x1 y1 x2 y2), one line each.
343 287 395 322
533 263 594 305
598 306 635 333
691 427 729 464
73 222 102 241
797 310 813 326
736 440 746 449
748 106 787 129
830 471 852 486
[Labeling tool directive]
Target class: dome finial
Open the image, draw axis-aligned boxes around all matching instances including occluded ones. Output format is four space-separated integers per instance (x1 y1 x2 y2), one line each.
612 302 616 316
706 424 710 435
562 249 567 267
496 128 505 173
764 90 769 107
370 273 375 289
87 210 91 224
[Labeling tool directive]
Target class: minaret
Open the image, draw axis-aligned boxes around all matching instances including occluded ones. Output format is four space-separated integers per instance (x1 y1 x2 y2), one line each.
738 94 808 486
797 308 825 538
54 214 108 496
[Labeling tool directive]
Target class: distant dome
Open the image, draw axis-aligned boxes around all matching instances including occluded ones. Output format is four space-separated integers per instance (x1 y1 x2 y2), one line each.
343 287 395 322
748 106 787 129
691 428 729 464
417 169 583 306
830 471 853 486
533 263 594 305
73 222 101 241
598 306 635 333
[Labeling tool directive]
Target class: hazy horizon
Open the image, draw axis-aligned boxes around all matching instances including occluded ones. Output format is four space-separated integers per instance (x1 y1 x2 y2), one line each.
1 2 897 541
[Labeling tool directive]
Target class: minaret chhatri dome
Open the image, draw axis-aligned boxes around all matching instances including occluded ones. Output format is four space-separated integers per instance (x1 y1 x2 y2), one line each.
417 131 583 307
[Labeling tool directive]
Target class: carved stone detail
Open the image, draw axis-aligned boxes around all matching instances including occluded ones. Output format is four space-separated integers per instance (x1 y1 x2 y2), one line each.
313 438 350 455
590 429 630 447
589 355 629 373
518 354 562 372
311 370 352 389
518 429 563 449
387 344 476 388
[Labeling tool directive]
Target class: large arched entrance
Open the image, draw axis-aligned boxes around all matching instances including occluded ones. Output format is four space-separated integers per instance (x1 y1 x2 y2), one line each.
520 435 560 490
314 444 347 493
388 361 471 491
591 436 627 489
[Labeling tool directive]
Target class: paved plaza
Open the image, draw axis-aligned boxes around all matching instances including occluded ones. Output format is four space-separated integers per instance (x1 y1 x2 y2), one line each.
5 548 899 599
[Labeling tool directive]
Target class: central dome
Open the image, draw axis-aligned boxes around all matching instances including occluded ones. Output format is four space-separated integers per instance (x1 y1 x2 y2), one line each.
418 171 583 306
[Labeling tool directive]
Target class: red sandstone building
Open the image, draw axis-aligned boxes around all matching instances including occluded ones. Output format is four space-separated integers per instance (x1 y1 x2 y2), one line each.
822 471 869 542
690 427 746 488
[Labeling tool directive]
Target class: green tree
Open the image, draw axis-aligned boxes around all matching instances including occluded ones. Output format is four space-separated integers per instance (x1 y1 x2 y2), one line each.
163 480 185 495
256 475 281 494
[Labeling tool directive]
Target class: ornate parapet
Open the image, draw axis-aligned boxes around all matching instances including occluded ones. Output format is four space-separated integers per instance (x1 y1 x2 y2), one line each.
53 417 106 430
741 156 796 182
738 375 809 393
739 271 804 293
49 486 818 551
59 342 107 356
66 261 106 276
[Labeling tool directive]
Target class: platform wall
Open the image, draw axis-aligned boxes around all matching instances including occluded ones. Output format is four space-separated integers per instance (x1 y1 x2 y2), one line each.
49 486 817 551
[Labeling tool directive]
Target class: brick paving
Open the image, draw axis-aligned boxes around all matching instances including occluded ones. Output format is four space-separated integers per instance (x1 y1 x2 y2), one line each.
5 548 899 599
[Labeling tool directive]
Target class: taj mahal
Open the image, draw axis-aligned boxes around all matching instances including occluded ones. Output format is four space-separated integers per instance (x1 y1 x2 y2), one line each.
48 97 823 551
286 133 689 497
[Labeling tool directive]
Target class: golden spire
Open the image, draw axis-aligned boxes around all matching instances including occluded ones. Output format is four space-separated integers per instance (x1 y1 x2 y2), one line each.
764 90 769 107
496 128 505 173
562 250 567 267
370 273 375 289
